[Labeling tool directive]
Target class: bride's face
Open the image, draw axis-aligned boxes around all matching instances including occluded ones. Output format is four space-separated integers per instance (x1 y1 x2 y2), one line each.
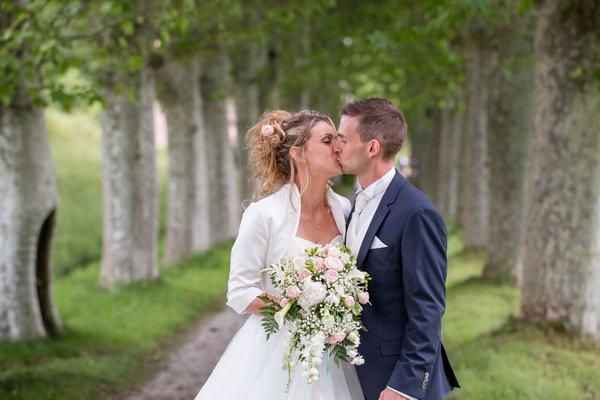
297 121 342 179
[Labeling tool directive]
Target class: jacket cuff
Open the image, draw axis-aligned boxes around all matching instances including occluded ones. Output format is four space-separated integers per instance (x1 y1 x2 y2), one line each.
226 287 264 314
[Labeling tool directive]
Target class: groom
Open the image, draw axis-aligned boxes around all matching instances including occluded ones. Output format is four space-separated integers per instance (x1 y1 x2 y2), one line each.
333 98 459 400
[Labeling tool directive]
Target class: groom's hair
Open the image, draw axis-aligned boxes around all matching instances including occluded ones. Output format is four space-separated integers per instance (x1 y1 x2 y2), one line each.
341 98 407 161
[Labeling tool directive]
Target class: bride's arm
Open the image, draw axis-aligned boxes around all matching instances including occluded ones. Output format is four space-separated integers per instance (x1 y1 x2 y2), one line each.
226 202 278 315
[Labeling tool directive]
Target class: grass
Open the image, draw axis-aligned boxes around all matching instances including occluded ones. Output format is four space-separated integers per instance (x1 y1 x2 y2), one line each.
443 229 600 400
0 243 232 400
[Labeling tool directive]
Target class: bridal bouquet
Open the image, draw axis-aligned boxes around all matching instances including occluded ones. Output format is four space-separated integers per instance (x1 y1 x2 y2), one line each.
259 242 370 389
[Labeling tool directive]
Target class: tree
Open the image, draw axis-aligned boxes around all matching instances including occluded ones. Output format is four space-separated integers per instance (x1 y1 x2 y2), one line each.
520 0 600 340
0 0 67 339
483 7 535 279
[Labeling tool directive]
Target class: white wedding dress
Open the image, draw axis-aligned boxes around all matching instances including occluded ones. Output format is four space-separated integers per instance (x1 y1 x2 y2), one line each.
194 234 364 400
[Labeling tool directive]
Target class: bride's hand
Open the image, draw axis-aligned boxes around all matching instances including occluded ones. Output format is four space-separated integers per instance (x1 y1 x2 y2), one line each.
244 293 281 315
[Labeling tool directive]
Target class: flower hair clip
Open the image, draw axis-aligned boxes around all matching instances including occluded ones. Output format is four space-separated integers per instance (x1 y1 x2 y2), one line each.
261 124 275 136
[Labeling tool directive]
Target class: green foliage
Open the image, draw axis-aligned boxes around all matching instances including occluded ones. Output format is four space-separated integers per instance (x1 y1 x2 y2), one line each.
0 243 232 400
258 295 282 340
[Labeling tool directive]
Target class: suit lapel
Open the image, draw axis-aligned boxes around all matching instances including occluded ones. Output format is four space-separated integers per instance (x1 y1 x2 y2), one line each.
356 170 406 268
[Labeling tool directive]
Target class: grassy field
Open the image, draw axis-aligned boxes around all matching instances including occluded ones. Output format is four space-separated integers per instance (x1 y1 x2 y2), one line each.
444 229 600 400
0 244 231 400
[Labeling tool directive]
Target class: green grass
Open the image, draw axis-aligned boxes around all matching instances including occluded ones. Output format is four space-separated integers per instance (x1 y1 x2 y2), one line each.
0 243 232 400
443 229 600 400
47 107 104 275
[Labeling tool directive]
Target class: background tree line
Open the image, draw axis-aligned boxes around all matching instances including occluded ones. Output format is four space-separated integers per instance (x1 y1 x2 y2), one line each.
0 0 598 345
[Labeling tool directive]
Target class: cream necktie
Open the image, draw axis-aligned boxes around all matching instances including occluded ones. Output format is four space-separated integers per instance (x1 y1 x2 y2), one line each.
347 191 369 250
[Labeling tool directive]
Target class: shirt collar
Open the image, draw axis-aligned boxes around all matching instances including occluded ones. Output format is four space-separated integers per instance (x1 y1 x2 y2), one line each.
356 166 396 200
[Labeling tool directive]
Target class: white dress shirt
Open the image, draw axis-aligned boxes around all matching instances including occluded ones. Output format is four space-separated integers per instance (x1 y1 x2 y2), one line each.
346 167 419 400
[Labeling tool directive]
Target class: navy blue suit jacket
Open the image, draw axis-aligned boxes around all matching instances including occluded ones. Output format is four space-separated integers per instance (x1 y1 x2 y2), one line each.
349 170 459 400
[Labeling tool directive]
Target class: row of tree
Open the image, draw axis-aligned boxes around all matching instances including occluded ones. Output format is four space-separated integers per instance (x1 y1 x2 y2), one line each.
410 0 600 341
0 0 598 342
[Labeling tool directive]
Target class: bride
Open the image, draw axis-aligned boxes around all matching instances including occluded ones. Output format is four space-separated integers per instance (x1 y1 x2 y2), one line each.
194 110 364 399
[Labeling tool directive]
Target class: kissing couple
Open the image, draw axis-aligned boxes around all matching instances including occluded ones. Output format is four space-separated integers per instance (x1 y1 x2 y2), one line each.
195 98 460 400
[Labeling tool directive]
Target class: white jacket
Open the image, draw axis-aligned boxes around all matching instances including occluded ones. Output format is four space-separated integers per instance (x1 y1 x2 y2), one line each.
226 183 352 314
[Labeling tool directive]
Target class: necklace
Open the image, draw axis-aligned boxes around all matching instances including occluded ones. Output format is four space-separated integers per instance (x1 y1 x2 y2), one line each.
302 208 331 231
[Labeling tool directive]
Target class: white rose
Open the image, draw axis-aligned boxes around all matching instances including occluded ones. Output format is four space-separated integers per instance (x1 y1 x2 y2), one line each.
298 281 327 310
324 256 343 271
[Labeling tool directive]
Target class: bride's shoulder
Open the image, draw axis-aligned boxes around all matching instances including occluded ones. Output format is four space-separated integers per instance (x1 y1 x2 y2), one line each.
328 188 352 218
244 185 291 216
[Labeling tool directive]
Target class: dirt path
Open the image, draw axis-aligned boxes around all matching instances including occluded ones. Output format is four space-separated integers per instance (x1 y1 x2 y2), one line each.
125 307 246 400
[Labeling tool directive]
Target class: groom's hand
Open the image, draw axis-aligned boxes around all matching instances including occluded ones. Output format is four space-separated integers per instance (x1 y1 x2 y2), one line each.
379 388 409 400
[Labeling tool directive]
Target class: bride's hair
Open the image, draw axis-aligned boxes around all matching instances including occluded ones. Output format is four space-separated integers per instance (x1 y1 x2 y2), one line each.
245 109 335 201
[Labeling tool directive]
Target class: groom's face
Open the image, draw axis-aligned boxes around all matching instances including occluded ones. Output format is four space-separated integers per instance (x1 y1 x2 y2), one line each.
334 115 370 175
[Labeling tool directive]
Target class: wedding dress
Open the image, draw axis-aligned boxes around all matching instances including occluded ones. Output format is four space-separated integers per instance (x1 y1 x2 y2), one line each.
194 234 364 400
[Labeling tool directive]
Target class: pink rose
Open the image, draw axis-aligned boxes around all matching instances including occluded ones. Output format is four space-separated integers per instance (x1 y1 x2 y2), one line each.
279 298 289 307
327 246 341 258
334 331 346 342
325 256 343 271
286 285 301 298
328 335 338 345
344 296 355 308
324 269 340 282
298 269 312 280
261 124 274 136
314 258 326 271
358 292 370 304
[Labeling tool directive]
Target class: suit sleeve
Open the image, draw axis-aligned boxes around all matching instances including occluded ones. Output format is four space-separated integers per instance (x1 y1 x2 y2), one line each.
387 208 448 398
226 203 269 314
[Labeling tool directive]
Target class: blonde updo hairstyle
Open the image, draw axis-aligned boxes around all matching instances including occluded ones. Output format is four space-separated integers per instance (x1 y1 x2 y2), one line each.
245 110 336 201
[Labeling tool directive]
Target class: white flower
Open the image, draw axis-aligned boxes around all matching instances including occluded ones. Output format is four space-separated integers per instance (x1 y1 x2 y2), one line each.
340 252 350 264
347 349 358 358
298 281 327 310
347 331 359 343
325 256 343 271
351 356 365 365
293 256 306 271
327 246 341 258
322 314 335 329
325 293 340 306
347 268 365 280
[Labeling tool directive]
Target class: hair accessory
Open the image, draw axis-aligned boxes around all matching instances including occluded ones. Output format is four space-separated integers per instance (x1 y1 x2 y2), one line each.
261 124 275 136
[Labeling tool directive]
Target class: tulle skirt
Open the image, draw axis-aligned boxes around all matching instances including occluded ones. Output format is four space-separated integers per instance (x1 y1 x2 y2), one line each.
194 314 364 399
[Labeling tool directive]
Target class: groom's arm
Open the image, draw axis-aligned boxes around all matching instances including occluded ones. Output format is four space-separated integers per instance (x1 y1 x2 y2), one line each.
386 208 448 399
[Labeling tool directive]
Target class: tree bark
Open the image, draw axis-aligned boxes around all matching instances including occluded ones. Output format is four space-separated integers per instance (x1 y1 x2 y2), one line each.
202 45 241 243
234 39 267 202
157 53 210 265
461 16 491 249
413 109 442 203
443 108 464 224
99 65 159 288
483 13 535 280
520 0 600 339
0 78 63 339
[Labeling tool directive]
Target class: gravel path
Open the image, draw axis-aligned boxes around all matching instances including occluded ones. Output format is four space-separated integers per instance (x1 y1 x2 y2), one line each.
125 307 246 400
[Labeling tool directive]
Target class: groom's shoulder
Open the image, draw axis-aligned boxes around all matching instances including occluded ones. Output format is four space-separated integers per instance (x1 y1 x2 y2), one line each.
395 179 441 216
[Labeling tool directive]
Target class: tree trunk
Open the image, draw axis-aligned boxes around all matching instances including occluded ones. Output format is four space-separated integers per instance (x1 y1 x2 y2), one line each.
483 13 535 279
202 45 241 243
520 0 600 339
258 41 282 112
234 40 267 202
99 66 159 288
0 80 63 339
461 16 491 249
157 53 210 265
445 108 464 224
415 109 442 202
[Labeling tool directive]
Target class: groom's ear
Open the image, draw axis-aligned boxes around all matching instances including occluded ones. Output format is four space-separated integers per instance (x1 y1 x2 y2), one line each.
367 139 382 159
